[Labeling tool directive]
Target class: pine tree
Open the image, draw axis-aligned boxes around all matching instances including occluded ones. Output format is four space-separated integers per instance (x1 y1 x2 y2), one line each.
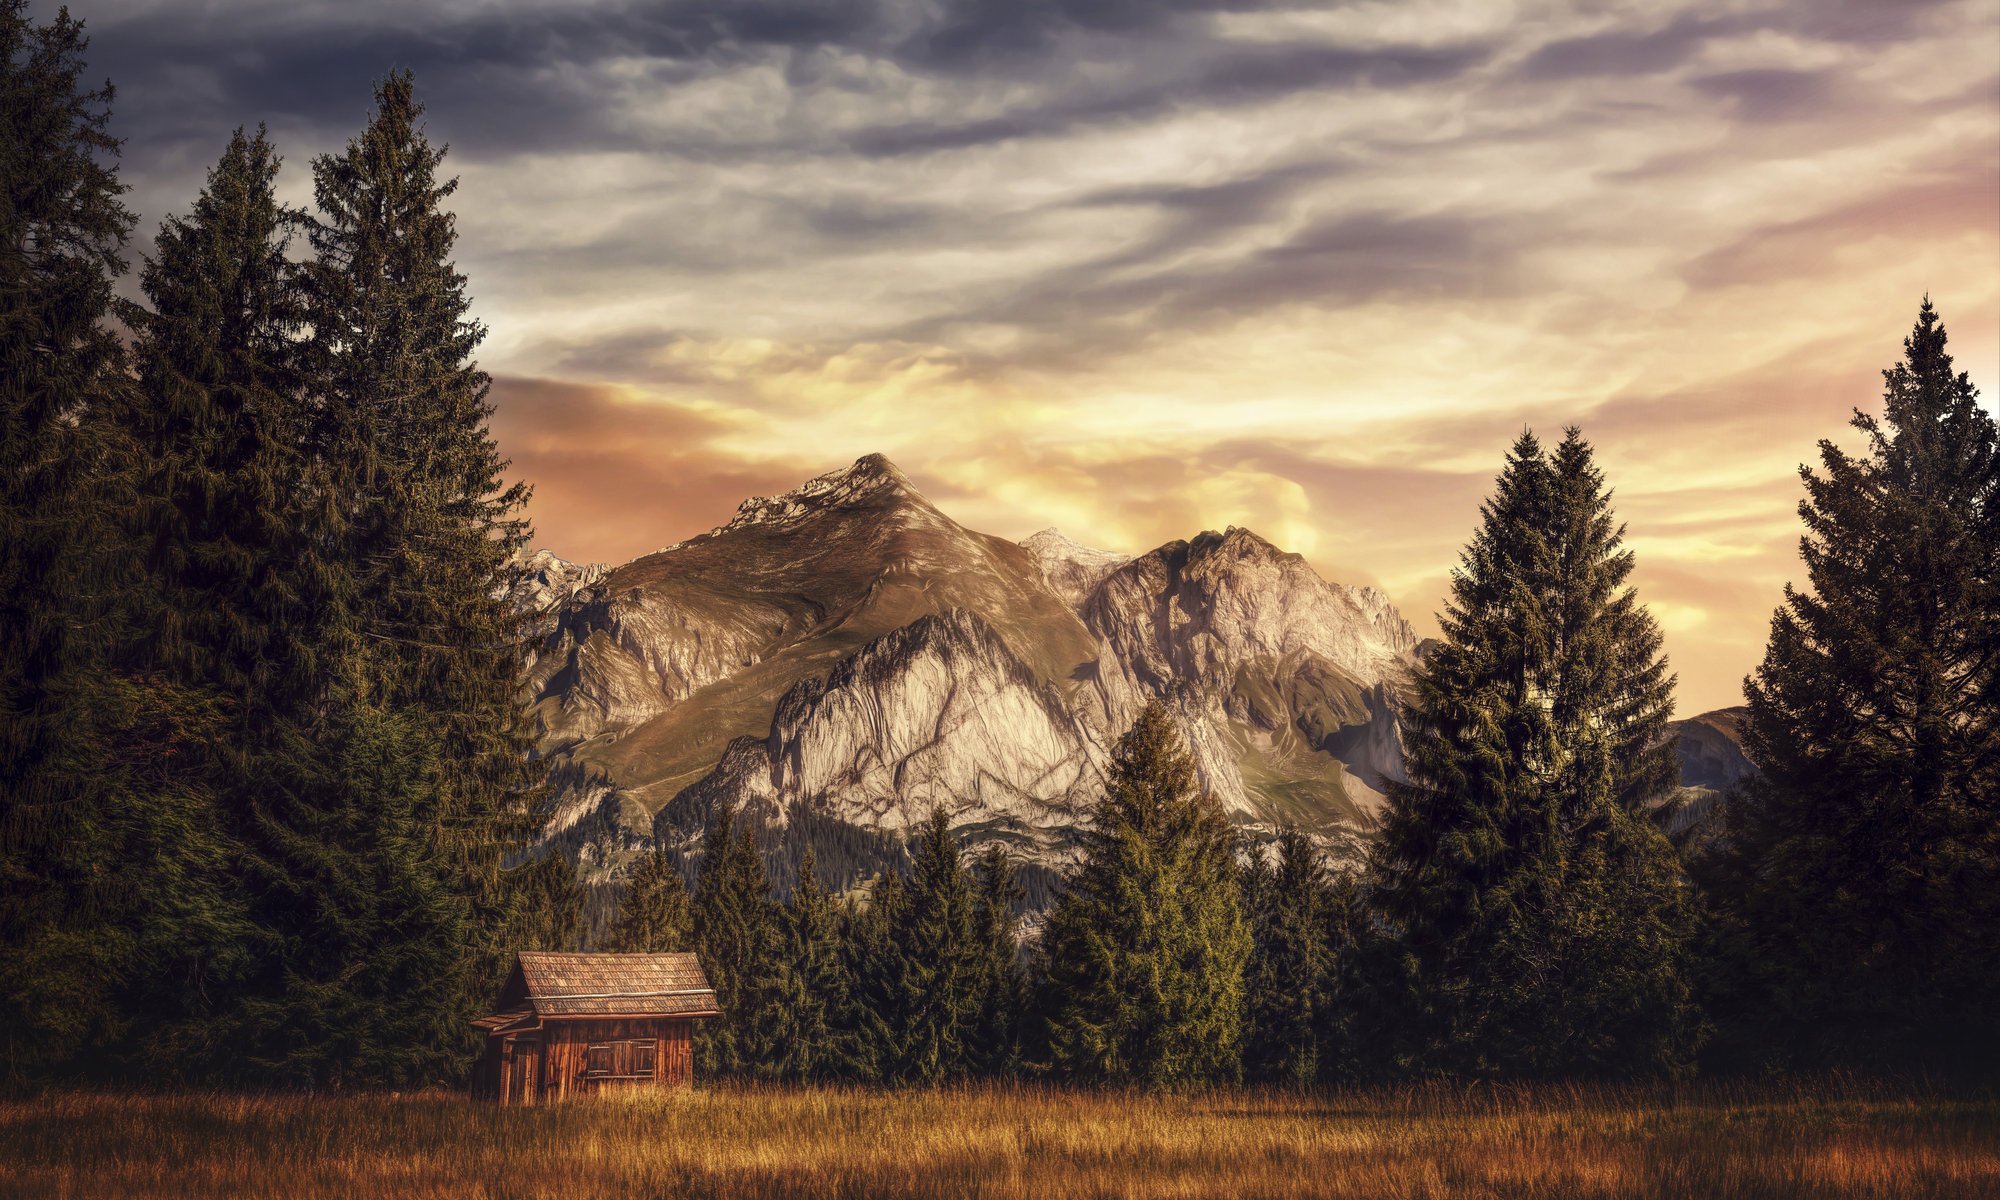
770 846 848 1081
0 1 141 1081
967 844 1024 1077
307 68 541 986
1371 428 1697 1078
126 126 307 732
882 807 980 1083
1243 829 1334 1086
1701 299 1999 1075
510 850 585 954
604 844 690 954
690 803 784 1076
841 868 904 1084
113 126 312 1078
1037 702 1250 1086
239 704 466 1088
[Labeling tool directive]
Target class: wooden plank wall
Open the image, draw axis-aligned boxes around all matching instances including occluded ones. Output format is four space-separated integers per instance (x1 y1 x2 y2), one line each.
538 1018 695 1102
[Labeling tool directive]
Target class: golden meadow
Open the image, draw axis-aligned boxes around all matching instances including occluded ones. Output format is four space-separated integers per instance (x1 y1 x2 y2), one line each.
3 1080 1994 1199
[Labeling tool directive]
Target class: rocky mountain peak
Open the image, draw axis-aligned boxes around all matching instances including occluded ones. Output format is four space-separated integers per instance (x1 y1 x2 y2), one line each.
714 453 931 536
1193 525 1294 563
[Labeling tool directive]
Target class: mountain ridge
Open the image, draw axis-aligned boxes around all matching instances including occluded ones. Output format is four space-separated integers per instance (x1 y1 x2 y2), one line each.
520 454 1755 889
522 454 1425 884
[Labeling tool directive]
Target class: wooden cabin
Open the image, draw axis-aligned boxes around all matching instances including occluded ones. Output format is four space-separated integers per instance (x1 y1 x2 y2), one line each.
471 951 718 1105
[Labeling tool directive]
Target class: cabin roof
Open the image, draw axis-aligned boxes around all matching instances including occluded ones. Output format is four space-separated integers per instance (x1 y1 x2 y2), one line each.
503 951 719 1020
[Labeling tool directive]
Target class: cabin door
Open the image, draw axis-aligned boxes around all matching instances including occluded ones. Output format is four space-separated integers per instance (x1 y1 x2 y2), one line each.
508 1036 540 1106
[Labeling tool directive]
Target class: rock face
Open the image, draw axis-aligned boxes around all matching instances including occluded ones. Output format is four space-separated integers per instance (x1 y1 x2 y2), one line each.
660 609 1106 861
1073 528 1419 825
1659 705 1758 841
1669 706 1756 792
1020 528 1132 609
524 454 1426 886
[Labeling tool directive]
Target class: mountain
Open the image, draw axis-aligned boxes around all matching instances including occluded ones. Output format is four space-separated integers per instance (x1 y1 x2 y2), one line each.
522 455 1423 888
1659 705 1757 839
1669 705 1755 792
1020 528 1131 608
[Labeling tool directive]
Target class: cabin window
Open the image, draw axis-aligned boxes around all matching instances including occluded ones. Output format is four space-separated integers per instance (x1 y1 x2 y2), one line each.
586 1039 658 1080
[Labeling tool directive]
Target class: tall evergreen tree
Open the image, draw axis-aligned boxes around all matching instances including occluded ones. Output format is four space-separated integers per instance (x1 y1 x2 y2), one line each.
602 844 689 954
1243 829 1335 1086
840 868 904 1084
1701 300 1999 1074
967 844 1024 1077
769 845 848 1081
308 66 542 952
881 807 981 1083
1371 428 1697 1078
690 803 784 1076
0 1 140 1081
1037 702 1250 1086
114 126 310 1077
126 126 306 735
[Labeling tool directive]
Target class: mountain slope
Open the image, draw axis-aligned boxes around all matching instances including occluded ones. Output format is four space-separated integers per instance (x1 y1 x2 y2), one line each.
525 456 1426 883
1669 705 1755 791
524 456 1095 837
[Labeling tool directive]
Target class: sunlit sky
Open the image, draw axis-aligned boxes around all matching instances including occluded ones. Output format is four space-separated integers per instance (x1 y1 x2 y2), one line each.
82 0 2000 714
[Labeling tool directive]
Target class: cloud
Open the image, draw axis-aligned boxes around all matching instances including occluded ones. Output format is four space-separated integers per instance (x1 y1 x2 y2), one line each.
64 0 2000 716
1683 160 2000 289
845 39 1492 156
1689 68 1840 123
1517 16 1730 81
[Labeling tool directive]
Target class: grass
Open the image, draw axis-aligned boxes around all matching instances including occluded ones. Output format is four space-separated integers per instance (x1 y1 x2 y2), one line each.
2 1079 1994 1199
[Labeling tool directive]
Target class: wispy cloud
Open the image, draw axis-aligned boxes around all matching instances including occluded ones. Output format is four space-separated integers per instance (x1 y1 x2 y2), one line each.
74 0 2000 713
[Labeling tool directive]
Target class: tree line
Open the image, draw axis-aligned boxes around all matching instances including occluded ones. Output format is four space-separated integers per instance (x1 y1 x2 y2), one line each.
4 7 1995 1090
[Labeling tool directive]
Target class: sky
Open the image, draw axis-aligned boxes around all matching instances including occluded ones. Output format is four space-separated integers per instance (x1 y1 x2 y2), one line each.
75 0 2000 715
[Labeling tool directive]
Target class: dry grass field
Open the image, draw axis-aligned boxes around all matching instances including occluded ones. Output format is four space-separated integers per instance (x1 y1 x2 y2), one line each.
1 1079 1994 1199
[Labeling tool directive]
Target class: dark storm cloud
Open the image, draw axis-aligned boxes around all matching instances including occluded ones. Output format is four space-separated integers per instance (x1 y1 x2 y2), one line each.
74 0 1977 175
82 6 775 159
892 0 1262 70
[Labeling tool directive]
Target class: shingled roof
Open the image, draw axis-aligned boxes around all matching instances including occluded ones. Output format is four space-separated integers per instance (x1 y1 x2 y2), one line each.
501 951 719 1019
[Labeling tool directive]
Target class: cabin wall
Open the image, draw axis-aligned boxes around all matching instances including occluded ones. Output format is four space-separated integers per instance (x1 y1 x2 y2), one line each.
538 1018 696 1102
